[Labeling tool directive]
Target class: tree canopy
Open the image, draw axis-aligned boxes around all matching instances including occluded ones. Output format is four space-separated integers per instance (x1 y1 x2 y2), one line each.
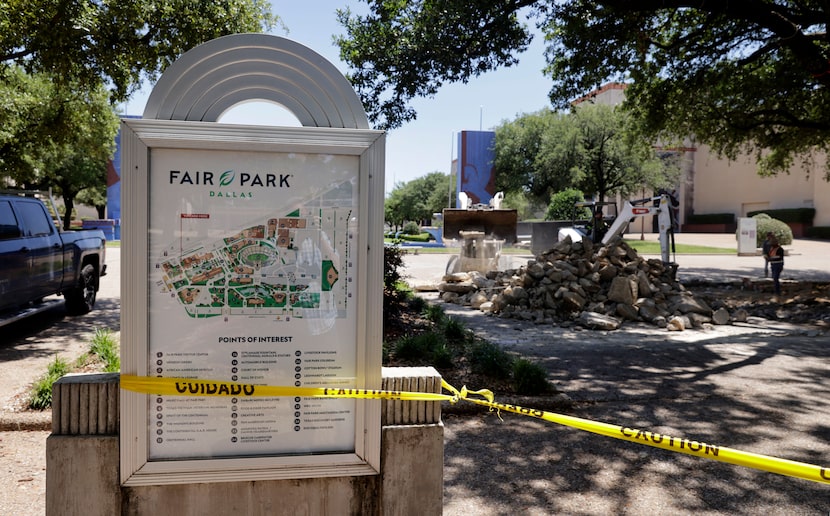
1 0 278 101
494 104 679 206
385 171 452 229
0 67 120 228
2 0 278 223
337 1 830 176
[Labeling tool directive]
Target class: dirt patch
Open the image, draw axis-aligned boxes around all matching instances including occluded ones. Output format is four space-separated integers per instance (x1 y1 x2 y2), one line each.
689 280 830 327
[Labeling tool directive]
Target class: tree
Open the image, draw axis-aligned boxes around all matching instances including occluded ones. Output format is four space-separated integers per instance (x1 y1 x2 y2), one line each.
545 188 588 221
494 104 678 206
1 0 278 102
337 1 830 177
336 1 532 130
76 181 109 219
384 186 409 232
569 103 679 203
385 171 453 229
500 190 538 220
2 1 277 225
0 68 120 228
493 109 580 205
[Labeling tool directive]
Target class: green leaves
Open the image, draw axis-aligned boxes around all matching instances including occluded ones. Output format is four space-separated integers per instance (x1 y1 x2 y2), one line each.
336 0 534 129
337 1 830 177
1 0 278 102
493 104 680 205
385 171 452 229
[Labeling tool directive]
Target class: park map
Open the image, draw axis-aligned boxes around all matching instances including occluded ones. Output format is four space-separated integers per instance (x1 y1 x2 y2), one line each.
154 205 352 322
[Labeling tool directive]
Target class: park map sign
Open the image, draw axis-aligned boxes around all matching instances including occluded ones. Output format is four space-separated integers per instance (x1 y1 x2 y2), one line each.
147 147 359 460
121 123 384 485
120 34 384 486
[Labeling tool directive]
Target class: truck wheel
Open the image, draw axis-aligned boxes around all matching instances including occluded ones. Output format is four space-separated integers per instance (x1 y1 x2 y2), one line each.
65 264 97 315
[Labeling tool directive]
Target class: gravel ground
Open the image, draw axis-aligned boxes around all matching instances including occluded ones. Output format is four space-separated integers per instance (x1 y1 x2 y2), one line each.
0 430 49 516
0 299 115 516
0 249 120 516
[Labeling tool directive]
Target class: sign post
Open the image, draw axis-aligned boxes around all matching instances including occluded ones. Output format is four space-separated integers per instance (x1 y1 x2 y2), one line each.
737 217 757 256
120 35 385 486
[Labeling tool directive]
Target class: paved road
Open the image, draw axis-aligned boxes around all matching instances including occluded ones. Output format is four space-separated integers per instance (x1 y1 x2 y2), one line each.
404 233 830 286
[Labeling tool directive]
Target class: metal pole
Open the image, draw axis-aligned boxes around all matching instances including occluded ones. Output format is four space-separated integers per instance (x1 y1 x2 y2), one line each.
479 105 483 131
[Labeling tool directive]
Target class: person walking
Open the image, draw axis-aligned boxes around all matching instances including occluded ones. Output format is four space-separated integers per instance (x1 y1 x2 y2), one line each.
767 235 785 295
761 231 774 278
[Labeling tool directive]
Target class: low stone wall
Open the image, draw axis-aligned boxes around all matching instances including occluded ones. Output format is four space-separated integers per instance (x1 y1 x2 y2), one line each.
47 368 443 516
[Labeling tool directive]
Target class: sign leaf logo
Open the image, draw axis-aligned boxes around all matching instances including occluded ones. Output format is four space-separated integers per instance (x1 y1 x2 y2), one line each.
219 170 235 187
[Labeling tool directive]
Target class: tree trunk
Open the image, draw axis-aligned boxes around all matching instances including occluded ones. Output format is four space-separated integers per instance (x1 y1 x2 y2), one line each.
62 196 74 231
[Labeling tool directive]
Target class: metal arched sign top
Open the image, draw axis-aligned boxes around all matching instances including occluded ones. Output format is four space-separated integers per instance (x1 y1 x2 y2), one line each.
143 33 369 129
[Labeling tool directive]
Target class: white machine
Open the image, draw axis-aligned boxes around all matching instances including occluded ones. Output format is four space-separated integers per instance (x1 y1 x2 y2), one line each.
558 193 677 263
601 194 677 263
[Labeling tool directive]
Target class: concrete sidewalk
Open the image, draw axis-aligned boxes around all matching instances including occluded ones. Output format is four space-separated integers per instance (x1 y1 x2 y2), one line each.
640 233 830 283
402 233 830 286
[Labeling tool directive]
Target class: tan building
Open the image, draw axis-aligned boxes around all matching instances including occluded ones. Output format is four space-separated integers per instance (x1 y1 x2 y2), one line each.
582 84 829 232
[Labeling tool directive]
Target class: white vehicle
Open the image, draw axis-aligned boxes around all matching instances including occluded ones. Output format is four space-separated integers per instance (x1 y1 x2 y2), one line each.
601 194 677 263
558 193 678 263
557 201 619 244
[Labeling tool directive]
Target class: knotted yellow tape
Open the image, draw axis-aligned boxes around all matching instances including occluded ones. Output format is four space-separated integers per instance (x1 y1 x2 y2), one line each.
120 375 829 485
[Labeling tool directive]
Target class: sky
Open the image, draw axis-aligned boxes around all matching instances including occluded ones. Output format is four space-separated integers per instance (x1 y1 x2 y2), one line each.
121 1 556 195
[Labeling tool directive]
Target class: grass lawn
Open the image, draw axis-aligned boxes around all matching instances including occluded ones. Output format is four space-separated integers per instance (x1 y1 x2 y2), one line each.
624 240 735 255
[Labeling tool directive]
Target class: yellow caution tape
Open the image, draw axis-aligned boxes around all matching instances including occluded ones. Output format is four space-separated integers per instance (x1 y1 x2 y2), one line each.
441 380 830 485
120 375 455 402
120 375 829 485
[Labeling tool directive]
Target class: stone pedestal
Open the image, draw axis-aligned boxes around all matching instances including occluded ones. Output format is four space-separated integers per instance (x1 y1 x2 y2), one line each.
47 368 443 515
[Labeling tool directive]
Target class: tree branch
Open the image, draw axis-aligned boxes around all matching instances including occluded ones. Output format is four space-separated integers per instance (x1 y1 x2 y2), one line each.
602 0 830 85
1 48 34 62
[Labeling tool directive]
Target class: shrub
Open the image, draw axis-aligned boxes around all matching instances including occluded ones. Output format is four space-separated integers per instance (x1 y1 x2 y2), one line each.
383 245 410 334
407 295 428 313
441 317 468 347
747 207 815 224
431 344 455 369
398 232 431 242
383 245 407 290
753 213 793 246
469 341 513 379
686 213 736 225
422 303 446 324
402 221 421 235
394 332 446 363
511 359 550 395
90 328 119 372
393 334 428 361
29 356 70 410
546 189 589 221
806 226 830 240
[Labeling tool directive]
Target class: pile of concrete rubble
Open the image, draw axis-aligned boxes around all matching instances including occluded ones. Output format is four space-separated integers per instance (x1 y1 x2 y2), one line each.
437 236 743 331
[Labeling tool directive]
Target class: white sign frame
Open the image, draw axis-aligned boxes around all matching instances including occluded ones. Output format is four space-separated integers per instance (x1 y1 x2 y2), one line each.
120 118 385 486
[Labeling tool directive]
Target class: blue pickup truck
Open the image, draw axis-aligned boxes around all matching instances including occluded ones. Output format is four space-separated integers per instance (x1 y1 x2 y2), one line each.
0 190 107 321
